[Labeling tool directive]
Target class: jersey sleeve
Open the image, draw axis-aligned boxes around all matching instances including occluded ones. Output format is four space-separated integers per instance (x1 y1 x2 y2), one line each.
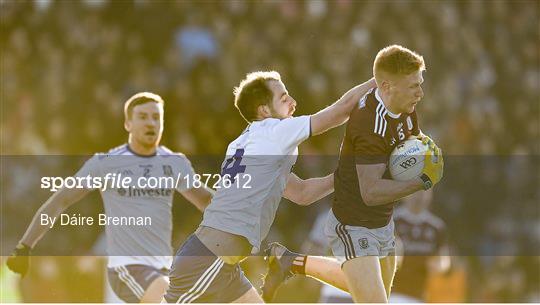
74 154 102 179
174 154 197 192
270 115 311 153
352 132 388 164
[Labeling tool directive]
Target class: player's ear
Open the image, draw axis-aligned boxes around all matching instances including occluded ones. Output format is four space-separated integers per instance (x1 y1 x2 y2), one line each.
257 104 271 119
124 119 131 132
380 79 391 93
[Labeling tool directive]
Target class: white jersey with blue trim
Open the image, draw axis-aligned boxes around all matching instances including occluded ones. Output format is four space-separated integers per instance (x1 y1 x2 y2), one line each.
75 144 196 268
200 115 311 252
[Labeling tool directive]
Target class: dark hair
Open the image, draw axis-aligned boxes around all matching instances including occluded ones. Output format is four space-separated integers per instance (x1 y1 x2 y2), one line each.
233 71 281 123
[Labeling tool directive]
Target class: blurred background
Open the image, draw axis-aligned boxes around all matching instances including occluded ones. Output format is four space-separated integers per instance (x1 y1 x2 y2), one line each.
1 0 539 303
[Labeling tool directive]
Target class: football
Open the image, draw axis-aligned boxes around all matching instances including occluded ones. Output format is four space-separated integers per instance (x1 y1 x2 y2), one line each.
389 138 430 181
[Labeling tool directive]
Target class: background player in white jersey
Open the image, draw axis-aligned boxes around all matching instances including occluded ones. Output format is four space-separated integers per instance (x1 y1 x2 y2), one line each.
162 71 376 303
6 92 214 303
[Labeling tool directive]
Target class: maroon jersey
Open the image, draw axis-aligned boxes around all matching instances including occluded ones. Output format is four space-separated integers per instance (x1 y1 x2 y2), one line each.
333 88 420 228
393 208 448 299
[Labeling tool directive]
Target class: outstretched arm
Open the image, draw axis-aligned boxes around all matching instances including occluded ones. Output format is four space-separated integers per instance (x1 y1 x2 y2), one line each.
283 173 334 206
179 186 215 211
19 187 91 248
310 78 376 136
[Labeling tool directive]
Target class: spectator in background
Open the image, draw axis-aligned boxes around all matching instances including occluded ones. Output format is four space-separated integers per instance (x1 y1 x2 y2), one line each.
391 189 452 303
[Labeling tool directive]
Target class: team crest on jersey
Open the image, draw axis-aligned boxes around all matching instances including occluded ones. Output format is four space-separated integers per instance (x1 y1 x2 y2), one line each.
358 238 369 249
406 116 413 130
162 165 173 176
118 169 133 176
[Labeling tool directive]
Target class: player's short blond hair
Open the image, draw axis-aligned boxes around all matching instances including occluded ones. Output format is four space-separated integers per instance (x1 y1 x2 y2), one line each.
373 45 425 81
233 71 281 123
124 92 164 119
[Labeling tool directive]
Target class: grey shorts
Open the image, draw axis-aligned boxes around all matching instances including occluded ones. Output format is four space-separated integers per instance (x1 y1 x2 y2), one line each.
163 234 252 303
325 209 396 264
107 264 167 303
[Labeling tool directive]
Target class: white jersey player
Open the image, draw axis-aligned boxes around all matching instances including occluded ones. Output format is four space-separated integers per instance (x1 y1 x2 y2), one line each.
163 71 376 303
7 92 214 303
200 115 311 251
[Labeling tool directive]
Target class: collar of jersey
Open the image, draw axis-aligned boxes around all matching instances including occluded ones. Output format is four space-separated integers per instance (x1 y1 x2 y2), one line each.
375 88 401 119
126 144 157 158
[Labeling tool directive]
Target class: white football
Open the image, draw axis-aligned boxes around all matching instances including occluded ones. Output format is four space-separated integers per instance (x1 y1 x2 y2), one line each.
389 139 429 181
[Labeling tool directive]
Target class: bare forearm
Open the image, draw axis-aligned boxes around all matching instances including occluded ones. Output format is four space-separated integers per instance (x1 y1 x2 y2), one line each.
21 197 66 247
301 174 334 205
322 79 374 124
193 187 214 211
181 186 215 212
336 78 376 111
311 78 376 135
20 189 87 248
363 178 423 206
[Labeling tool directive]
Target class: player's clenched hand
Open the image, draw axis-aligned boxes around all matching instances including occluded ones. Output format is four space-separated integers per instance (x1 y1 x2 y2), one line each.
420 146 444 189
6 243 32 277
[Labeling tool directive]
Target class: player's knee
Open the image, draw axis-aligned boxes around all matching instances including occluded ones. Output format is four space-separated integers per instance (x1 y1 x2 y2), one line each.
349 285 387 303
346 275 388 303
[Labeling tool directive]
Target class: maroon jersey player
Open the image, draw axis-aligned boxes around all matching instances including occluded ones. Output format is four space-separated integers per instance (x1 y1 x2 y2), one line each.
261 45 444 303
